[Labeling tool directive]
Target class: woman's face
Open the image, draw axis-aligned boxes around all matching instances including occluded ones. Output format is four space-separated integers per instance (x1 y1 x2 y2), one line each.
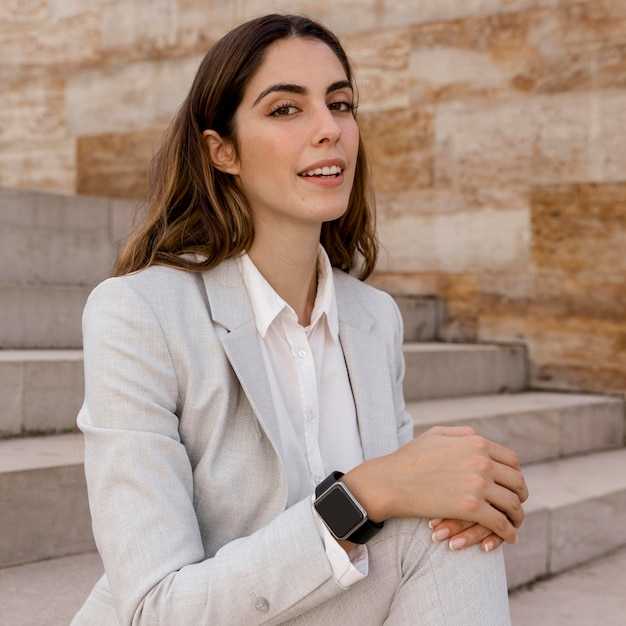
227 37 360 236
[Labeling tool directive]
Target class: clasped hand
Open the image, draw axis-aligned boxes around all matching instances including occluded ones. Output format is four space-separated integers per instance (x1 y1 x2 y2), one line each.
343 426 528 551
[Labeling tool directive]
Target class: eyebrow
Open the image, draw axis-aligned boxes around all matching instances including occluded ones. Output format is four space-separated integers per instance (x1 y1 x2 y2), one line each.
252 80 353 107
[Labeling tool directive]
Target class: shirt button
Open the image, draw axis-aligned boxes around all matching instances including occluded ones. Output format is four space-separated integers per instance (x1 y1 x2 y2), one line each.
253 597 270 613
297 348 307 358
307 410 316 423
314 476 323 485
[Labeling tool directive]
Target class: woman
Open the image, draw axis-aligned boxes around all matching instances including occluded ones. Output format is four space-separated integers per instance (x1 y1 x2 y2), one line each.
72 14 527 625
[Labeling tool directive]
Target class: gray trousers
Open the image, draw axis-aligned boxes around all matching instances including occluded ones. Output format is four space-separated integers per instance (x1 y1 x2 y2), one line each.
283 517 512 626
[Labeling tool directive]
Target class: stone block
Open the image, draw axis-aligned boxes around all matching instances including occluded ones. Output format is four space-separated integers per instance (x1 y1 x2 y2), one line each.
0 360 22 437
531 182 626 275
0 190 116 284
0 283 90 348
100 0 178 53
0 434 94 568
111 198 137 243
0 552 103 626
408 3 626 103
178 0 239 49
0 351 84 437
0 140 76 195
359 107 434 192
478 269 626 325
402 342 527 401
77 129 160 199
435 91 595 188
523 449 626 575
0 78 65 143
378 191 531 273
392 295 444 341
66 55 203 136
0 0 47 22
0 10 101 80
23 352 84 435
409 392 625 464
504 506 550 589
342 27 410 112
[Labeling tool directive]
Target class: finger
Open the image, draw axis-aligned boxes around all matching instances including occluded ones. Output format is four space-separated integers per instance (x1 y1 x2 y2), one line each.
427 425 476 438
428 518 443 529
481 533 504 553
473 498 519 544
489 477 526 529
482 437 522 471
448 523 493 551
493 462 529 505
431 519 473 542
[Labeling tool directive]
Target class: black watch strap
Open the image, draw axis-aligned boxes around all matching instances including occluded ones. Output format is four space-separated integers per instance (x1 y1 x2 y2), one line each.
315 471 384 544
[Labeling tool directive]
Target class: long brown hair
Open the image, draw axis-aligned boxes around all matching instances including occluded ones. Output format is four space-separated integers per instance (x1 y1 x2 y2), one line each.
115 14 378 279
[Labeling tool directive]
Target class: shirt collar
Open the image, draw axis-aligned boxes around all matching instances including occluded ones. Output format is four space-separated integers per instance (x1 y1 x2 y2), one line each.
236 245 339 340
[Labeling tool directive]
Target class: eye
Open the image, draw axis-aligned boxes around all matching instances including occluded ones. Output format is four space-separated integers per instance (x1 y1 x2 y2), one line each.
328 101 356 113
269 103 299 117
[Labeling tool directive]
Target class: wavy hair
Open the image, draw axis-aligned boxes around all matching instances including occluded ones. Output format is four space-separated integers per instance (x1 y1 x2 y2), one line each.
114 14 378 279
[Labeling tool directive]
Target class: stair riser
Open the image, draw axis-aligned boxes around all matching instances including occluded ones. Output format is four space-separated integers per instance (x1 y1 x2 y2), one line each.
0 356 83 437
411 403 625 464
0 285 90 348
0 189 131 285
0 290 439 350
393 296 444 342
0 464 94 568
504 489 626 589
403 345 527 401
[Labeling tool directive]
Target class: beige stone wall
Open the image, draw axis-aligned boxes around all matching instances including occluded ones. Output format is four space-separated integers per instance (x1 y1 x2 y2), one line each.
2 0 625 393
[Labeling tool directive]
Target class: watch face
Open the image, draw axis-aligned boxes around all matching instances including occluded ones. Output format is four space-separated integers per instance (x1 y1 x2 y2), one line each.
315 483 366 539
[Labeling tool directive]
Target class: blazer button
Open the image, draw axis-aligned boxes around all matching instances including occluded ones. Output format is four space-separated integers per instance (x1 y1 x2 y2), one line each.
254 597 270 613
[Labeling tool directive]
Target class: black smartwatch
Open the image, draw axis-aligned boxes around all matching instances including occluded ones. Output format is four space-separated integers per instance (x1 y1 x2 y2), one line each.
314 471 384 544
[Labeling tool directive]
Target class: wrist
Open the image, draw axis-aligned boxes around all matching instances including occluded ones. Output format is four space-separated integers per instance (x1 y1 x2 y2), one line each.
341 460 390 524
314 471 384 543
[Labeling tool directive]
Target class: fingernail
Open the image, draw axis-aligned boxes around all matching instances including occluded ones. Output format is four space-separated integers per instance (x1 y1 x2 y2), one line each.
449 537 466 550
428 520 434 530
432 528 450 542
484 540 495 553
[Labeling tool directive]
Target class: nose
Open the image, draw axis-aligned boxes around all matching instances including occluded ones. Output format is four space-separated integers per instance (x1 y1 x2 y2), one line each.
312 105 342 145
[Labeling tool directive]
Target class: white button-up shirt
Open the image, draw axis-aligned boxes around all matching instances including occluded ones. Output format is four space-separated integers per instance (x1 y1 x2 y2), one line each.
237 247 367 586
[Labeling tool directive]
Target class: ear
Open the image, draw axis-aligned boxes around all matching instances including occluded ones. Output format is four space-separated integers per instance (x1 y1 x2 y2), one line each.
202 129 239 175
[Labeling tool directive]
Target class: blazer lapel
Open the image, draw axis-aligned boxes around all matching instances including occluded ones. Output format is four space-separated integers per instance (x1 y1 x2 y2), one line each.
199 258 283 454
199 259 399 463
334 272 401 461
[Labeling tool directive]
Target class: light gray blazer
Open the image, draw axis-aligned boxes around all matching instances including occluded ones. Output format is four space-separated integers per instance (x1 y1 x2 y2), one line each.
72 257 412 625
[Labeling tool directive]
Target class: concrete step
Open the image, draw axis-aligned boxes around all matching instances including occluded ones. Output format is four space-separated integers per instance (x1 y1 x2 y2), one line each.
0 350 84 438
403 342 527 401
0 551 103 626
503 447 626 589
0 283 90 348
393 295 444 342
509 544 626 625
0 188 132 285
0 433 94 569
408 391 625 464
2 441 625 615
2 466 626 625
0 285 441 350
4 547 626 626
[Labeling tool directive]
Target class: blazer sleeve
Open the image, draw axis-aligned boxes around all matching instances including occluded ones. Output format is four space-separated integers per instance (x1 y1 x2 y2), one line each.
78 278 346 625
390 295 414 447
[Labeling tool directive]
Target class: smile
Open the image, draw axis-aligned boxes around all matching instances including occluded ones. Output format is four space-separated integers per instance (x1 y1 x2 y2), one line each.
298 165 343 177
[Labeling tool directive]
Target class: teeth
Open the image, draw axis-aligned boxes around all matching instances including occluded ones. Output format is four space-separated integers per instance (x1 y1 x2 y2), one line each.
301 165 342 177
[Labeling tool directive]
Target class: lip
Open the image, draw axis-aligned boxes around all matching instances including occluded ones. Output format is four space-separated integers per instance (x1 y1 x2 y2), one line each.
297 157 347 176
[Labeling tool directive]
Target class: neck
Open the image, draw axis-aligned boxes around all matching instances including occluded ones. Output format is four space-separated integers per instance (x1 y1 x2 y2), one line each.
247 233 320 327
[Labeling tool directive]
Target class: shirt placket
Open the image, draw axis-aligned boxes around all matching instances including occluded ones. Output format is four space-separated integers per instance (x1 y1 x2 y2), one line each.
282 318 326 488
